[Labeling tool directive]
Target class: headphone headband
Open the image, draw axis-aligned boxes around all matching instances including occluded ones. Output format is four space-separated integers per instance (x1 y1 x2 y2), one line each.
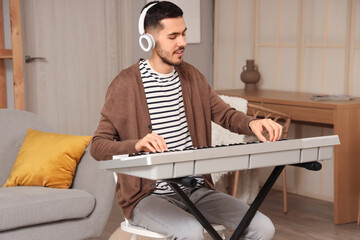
138 2 158 35
138 2 158 52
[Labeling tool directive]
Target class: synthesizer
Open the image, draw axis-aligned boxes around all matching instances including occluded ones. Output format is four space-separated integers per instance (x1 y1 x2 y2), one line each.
99 135 340 180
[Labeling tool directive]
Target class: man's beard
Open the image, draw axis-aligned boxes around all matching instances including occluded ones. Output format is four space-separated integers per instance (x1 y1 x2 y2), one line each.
155 42 185 66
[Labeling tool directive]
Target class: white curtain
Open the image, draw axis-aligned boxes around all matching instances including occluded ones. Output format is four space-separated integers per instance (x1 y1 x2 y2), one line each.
21 0 134 135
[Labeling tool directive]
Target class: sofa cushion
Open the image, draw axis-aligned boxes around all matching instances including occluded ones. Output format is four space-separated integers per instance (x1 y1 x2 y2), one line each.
0 109 53 186
0 186 95 231
3 129 92 189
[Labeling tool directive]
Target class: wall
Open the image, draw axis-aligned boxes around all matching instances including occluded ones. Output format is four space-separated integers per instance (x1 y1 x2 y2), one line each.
0 0 214 136
214 0 360 202
19 0 134 136
3 0 214 135
132 0 214 86
214 0 360 96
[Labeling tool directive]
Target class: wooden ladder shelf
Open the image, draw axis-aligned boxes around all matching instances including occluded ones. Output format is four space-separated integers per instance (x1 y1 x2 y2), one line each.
0 0 24 109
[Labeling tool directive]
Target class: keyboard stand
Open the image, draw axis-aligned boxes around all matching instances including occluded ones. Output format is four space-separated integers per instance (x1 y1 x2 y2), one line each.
167 162 320 240
166 181 223 239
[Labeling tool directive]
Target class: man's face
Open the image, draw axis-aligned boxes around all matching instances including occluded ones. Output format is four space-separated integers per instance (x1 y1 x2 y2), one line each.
153 17 187 66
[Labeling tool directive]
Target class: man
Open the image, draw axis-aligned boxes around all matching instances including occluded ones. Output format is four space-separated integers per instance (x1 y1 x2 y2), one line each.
91 1 282 239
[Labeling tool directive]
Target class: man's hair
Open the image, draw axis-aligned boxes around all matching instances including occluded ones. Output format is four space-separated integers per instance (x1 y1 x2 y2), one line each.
141 1 183 32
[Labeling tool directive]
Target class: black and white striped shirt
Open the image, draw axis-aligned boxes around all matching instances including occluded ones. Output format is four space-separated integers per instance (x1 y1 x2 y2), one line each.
140 59 203 195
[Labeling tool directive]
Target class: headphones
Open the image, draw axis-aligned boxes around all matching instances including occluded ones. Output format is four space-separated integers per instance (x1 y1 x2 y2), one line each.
138 2 158 52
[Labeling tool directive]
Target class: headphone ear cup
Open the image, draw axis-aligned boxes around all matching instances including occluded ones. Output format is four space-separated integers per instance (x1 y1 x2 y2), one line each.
139 34 155 52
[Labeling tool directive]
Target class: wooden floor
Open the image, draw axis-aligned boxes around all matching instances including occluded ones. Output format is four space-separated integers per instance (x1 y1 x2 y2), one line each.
259 190 360 240
90 190 360 240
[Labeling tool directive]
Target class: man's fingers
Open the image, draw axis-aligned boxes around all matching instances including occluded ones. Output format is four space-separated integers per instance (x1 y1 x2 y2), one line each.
249 119 283 142
256 132 267 143
274 123 283 140
144 141 156 152
135 133 168 153
251 127 267 143
267 120 283 141
149 133 168 152
262 119 283 142
261 120 275 141
249 120 266 142
157 135 168 151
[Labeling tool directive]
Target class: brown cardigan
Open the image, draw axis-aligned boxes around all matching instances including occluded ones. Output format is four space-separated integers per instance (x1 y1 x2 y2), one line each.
90 60 254 219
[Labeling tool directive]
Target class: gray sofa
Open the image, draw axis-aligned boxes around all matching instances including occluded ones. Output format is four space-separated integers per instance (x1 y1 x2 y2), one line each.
0 109 115 240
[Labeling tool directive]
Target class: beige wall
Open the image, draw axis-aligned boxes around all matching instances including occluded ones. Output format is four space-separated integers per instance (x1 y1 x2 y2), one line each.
18 0 134 136
215 0 360 96
4 0 214 135
17 0 213 136
214 0 360 202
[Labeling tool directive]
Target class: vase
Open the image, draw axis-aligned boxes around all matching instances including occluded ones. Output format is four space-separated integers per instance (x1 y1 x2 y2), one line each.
240 60 260 91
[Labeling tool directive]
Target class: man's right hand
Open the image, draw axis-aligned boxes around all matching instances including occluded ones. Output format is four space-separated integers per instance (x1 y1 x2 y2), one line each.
135 132 168 153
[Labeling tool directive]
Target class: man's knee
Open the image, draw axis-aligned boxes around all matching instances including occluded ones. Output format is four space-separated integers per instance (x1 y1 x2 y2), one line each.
173 220 204 240
259 218 275 240
244 213 274 240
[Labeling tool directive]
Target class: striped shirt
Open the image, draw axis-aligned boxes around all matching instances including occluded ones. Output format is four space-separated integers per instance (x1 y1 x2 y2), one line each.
140 59 203 195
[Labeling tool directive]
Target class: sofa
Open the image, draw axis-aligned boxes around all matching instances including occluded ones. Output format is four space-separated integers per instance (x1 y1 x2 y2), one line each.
0 109 115 240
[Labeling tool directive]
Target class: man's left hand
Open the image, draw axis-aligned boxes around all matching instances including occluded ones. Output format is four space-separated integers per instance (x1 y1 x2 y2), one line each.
249 119 283 142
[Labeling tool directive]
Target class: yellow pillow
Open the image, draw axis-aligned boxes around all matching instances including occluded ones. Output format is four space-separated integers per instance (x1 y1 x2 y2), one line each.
3 129 92 189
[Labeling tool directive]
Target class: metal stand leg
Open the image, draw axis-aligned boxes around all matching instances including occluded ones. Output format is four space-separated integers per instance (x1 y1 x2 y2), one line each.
166 166 284 240
230 165 285 240
166 181 223 240
167 162 321 240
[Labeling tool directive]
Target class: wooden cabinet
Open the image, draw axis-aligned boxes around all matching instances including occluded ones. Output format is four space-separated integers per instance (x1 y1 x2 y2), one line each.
216 89 360 224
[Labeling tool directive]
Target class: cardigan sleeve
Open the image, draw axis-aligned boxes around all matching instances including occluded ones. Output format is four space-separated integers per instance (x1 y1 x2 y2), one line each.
209 87 255 135
90 117 138 161
90 82 138 161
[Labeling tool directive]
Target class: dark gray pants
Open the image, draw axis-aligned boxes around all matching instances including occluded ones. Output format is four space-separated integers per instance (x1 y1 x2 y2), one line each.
130 188 275 240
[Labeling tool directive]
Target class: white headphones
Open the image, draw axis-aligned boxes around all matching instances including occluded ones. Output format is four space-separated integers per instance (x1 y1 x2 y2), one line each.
138 2 158 52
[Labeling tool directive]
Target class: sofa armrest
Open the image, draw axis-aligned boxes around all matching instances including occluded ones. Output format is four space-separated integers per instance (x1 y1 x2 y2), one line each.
71 147 115 236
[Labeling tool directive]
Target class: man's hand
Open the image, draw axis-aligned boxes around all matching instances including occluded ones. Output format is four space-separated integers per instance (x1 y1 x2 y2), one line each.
249 119 283 142
135 132 168 153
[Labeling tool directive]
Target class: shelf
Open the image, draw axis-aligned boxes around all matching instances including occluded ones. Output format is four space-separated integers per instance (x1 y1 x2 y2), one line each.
0 49 13 59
